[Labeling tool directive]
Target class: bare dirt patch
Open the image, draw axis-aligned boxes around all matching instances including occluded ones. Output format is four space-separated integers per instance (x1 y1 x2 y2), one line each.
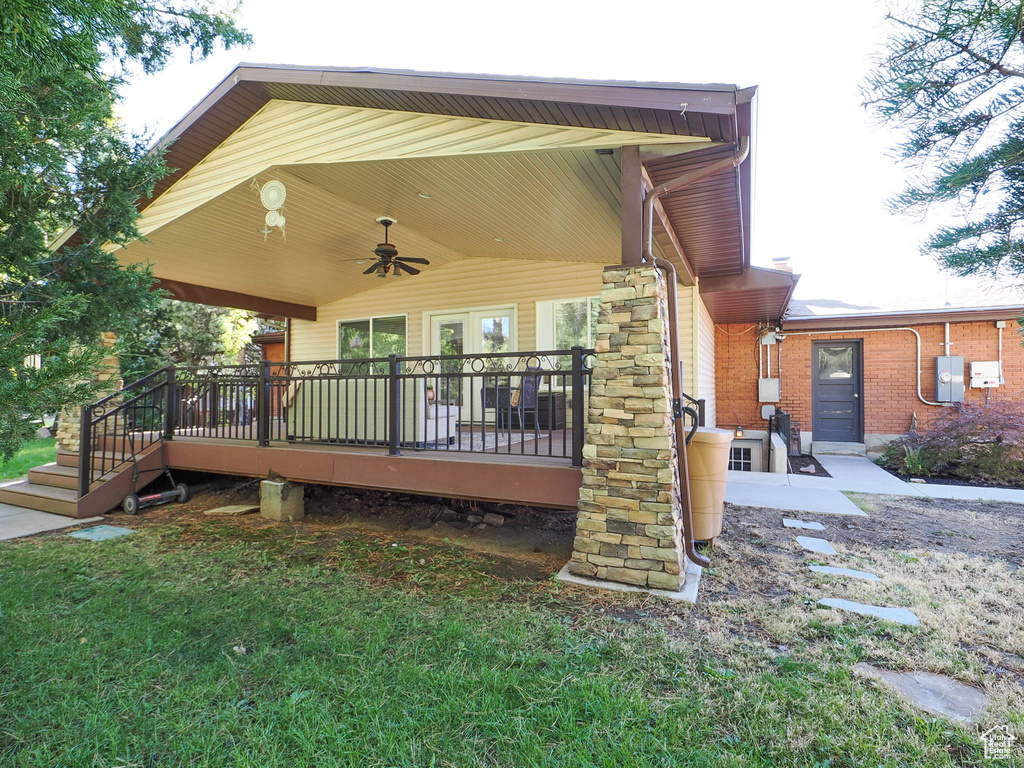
105 478 574 582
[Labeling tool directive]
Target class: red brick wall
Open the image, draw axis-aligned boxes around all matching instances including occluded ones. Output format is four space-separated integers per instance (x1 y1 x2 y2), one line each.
715 319 1024 436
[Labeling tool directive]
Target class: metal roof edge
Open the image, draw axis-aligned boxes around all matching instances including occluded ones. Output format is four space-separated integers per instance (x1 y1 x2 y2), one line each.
783 304 1024 330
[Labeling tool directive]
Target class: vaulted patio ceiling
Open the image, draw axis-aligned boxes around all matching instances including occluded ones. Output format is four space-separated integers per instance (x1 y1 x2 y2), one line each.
60 66 758 314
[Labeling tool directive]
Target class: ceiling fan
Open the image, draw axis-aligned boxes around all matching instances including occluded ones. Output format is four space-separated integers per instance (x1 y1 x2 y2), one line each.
361 217 430 278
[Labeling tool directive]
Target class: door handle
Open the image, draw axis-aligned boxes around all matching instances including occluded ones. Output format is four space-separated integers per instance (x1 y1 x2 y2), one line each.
854 393 859 398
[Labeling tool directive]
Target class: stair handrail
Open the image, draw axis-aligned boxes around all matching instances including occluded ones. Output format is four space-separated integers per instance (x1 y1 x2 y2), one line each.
78 368 173 498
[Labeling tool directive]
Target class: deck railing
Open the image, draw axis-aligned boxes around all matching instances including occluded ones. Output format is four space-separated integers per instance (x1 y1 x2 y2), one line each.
78 367 173 496
167 348 594 465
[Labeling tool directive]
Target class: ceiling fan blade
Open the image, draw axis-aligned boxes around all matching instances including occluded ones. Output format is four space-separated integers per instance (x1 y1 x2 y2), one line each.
362 264 380 275
393 256 430 264
395 261 421 275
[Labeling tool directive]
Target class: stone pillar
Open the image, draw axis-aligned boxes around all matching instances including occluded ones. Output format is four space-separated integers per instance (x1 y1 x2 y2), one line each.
570 266 687 591
55 332 122 454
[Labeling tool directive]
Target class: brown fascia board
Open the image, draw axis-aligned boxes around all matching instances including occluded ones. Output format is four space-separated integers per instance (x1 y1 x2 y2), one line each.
783 305 1024 331
234 63 745 113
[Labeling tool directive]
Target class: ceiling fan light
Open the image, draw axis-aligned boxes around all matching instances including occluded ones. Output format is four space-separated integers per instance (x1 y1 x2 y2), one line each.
376 264 387 278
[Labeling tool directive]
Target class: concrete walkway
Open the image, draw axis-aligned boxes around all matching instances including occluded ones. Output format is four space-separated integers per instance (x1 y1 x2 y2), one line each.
0 502 102 540
727 455 1024 503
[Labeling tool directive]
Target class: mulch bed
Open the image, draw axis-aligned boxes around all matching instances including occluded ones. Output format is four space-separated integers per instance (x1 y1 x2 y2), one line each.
879 465 1024 490
788 454 832 478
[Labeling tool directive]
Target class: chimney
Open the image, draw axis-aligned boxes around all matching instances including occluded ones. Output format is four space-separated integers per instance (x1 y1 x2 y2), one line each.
772 256 793 273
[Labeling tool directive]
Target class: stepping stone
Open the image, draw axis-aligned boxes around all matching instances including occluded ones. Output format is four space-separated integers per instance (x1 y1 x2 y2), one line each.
796 536 837 555
809 565 880 581
854 663 987 723
818 598 919 626
783 518 825 531
68 525 136 542
203 504 259 517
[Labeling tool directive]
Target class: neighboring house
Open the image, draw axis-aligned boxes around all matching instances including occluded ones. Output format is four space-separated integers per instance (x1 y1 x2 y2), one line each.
0 64 792 559
717 269 1024 463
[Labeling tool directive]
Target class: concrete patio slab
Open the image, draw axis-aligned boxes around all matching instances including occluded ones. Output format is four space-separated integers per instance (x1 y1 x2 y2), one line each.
797 536 837 555
791 455 925 496
726 483 867 516
555 558 703 603
809 565 881 581
854 663 987 723
726 470 791 486
783 518 825 531
819 598 920 626
915 484 1024 503
0 503 103 541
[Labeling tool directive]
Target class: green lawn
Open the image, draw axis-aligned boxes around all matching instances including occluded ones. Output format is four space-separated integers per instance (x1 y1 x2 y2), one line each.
0 511 1009 768
0 437 56 481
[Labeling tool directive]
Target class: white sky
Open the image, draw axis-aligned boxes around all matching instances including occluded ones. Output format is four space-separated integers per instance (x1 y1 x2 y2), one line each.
115 0 1010 307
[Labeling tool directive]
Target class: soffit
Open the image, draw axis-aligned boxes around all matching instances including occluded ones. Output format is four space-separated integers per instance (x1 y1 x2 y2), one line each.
700 267 798 325
645 144 747 279
120 99 709 249
117 147 637 307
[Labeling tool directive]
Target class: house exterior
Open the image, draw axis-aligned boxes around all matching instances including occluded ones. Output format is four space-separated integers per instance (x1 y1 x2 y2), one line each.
717 279 1024 463
0 64 801 593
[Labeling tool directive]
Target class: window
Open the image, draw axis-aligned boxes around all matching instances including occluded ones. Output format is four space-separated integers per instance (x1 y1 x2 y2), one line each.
536 297 599 350
729 446 753 472
337 316 407 361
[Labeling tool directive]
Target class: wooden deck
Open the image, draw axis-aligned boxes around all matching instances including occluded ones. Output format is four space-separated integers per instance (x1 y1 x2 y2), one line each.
164 437 582 508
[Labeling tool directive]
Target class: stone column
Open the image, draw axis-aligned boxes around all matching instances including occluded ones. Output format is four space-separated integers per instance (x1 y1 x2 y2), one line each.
570 266 687 591
55 332 122 454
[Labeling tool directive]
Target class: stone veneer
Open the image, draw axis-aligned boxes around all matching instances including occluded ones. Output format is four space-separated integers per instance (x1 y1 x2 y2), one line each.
570 265 687 591
55 332 122 454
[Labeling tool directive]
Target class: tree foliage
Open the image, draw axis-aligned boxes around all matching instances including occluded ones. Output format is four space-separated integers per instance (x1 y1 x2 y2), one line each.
120 300 259 379
0 0 249 459
864 0 1024 279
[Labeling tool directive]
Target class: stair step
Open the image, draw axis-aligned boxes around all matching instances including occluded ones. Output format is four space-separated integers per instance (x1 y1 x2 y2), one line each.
56 451 137 474
28 462 80 490
0 481 81 517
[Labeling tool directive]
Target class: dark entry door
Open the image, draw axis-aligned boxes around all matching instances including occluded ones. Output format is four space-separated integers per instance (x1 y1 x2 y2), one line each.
812 341 862 442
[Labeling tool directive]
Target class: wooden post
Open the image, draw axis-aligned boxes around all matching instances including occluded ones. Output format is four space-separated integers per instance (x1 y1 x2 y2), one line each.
620 145 644 265
571 345 585 467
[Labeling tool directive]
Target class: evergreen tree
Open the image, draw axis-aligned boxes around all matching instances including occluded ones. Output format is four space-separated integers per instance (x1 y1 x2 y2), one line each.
0 0 250 458
864 1 1024 280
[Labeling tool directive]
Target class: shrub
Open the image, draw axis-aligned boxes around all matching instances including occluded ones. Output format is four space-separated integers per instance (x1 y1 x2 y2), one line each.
879 401 1024 485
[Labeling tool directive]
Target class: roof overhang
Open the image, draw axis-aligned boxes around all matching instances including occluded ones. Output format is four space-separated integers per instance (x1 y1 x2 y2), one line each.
783 305 1024 331
56 65 757 309
699 266 798 325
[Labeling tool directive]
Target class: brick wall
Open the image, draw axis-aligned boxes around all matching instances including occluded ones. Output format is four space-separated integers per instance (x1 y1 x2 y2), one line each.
715 319 1024 438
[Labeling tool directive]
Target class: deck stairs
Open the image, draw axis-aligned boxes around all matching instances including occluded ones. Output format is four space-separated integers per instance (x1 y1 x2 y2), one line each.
0 444 166 519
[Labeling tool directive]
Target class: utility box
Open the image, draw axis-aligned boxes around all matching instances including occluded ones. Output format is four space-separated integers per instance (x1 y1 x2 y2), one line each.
758 377 781 403
935 356 965 402
970 360 1001 388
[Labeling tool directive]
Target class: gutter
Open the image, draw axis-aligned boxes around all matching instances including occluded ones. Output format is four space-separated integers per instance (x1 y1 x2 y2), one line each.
784 305 1023 331
639 137 750 570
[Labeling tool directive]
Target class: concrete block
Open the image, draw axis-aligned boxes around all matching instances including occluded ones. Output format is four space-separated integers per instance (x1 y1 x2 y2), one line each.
260 480 305 522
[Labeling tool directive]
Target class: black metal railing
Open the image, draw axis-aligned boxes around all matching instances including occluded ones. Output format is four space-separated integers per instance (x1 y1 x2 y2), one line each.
75 347 595 497
78 368 173 496
161 348 593 464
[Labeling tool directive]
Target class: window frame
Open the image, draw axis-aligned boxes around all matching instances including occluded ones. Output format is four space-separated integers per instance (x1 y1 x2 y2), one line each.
535 296 600 351
335 314 409 360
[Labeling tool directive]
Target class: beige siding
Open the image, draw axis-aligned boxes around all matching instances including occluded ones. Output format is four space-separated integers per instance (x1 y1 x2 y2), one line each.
674 283 696 397
292 257 698 395
696 295 717 427
291 258 605 359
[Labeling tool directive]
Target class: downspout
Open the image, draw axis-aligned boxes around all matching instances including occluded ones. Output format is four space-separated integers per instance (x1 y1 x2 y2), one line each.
640 136 750 570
